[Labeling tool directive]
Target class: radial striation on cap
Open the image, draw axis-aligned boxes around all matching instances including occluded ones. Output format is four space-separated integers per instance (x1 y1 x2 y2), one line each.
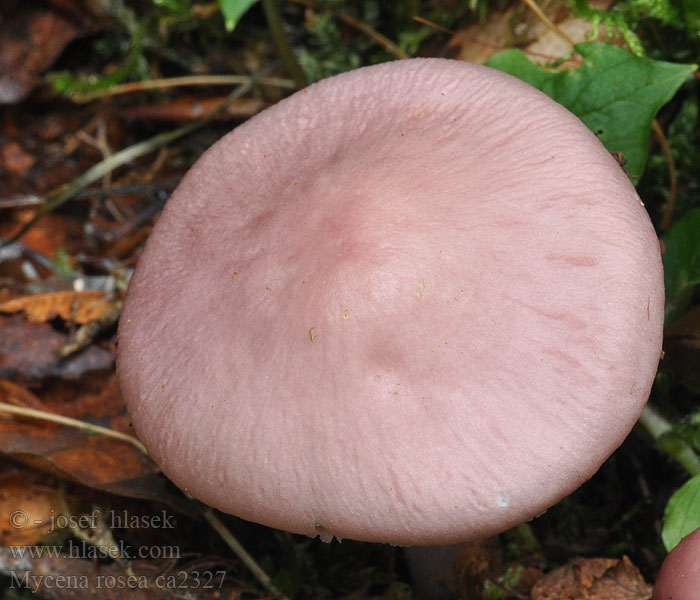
117 58 665 546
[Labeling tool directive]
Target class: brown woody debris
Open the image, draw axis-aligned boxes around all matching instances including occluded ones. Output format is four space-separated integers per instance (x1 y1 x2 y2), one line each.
531 556 652 600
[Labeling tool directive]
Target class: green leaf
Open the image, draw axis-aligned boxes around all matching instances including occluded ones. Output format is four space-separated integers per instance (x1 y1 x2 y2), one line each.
486 42 697 182
217 0 260 31
681 0 700 39
663 207 700 322
668 421 700 454
152 0 190 12
662 474 700 551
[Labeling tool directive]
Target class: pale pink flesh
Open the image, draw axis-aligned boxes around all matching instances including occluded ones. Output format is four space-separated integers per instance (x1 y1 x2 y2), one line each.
654 528 700 600
117 59 664 545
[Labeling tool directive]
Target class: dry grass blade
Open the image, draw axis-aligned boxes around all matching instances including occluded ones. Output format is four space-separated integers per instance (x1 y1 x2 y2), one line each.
654 119 678 231
71 74 296 102
521 0 576 48
203 508 288 599
0 401 148 455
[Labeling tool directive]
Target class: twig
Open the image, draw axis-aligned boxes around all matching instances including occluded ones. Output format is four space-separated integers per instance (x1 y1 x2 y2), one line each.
71 74 296 103
521 0 576 49
76 118 114 190
290 0 408 59
0 402 148 455
59 492 135 577
638 404 700 477
0 195 45 209
203 508 287 599
262 0 308 88
653 119 678 232
0 238 64 274
1 63 279 249
59 300 123 357
0 399 285 597
412 15 455 36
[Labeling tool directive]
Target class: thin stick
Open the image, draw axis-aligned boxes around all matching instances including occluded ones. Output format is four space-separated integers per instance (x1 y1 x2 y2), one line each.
653 119 678 231
521 0 576 49
0 402 148 455
262 0 308 88
0 402 286 596
327 7 408 59
638 404 700 477
290 0 408 59
413 15 455 35
0 195 45 209
71 74 296 103
203 508 287 598
1 63 279 249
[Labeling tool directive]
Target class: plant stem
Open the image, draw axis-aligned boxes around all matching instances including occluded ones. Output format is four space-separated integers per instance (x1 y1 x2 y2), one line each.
72 74 296 103
521 0 576 48
0 401 147 455
1 63 279 248
653 118 678 231
203 508 287 598
638 404 700 476
262 0 308 89
289 0 408 59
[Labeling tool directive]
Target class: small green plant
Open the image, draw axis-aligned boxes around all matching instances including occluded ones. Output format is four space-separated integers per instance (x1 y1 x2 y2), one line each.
487 43 697 180
483 565 525 599
488 2 700 557
217 0 260 30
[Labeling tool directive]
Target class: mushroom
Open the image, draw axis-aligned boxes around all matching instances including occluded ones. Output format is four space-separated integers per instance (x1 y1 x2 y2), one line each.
654 527 700 600
117 58 664 546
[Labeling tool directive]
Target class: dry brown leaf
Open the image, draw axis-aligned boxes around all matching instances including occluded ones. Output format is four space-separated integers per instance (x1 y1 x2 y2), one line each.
453 537 543 599
450 0 614 65
0 141 36 177
0 210 76 263
0 550 244 600
454 537 502 599
0 315 114 380
504 564 544 596
120 95 267 122
0 377 197 512
0 471 59 546
531 556 652 600
0 9 79 104
0 291 113 325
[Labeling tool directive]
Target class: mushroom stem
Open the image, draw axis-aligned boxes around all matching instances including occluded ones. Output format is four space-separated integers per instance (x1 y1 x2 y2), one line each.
262 0 308 89
638 404 700 476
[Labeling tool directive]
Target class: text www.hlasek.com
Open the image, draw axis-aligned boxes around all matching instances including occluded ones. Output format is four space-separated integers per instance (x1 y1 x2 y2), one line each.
9 539 180 561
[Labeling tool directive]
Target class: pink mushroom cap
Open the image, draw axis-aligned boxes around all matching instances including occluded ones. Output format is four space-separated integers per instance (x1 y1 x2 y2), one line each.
654 527 700 599
117 58 664 546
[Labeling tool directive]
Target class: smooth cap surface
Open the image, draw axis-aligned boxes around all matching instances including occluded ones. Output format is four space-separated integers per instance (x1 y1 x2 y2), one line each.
118 58 664 545
654 527 700 599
